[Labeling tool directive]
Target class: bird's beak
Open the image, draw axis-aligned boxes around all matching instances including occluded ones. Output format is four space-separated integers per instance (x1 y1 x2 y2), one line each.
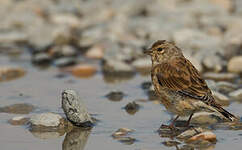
143 48 152 55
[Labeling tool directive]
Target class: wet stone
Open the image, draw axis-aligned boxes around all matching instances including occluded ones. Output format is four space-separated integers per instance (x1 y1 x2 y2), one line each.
187 131 216 143
105 91 125 101
124 101 140 115
102 60 135 77
202 55 223 72
131 57 152 73
112 128 134 138
0 103 34 114
177 127 205 140
53 57 77 67
0 66 26 82
64 64 97 78
191 112 225 124
49 45 77 58
203 72 239 81
62 90 93 127
8 116 29 126
29 112 66 132
32 53 51 65
85 45 104 59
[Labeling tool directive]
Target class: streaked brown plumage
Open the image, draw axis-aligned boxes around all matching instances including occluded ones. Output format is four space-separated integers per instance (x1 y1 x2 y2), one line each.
145 40 238 129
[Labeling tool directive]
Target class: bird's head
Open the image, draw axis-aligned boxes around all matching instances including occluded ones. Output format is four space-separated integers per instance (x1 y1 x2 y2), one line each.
144 40 183 65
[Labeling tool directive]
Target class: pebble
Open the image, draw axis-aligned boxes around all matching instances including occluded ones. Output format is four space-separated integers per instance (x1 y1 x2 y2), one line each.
124 101 140 115
29 112 65 131
216 81 238 93
203 72 239 81
212 91 230 106
32 53 51 65
0 103 34 114
85 45 104 59
53 57 77 67
0 66 26 82
177 127 204 140
62 90 93 127
187 131 216 143
71 64 96 78
112 128 134 138
229 89 242 101
227 56 242 73
191 112 225 124
131 57 151 71
62 64 97 78
202 55 223 72
52 25 77 45
8 116 29 126
105 91 125 101
102 59 135 76
49 45 77 58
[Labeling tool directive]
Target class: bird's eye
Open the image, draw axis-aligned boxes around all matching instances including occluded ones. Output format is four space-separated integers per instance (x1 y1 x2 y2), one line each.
157 47 163 52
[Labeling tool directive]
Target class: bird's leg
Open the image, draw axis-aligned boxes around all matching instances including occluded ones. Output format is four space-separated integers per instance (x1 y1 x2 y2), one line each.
160 115 179 130
185 113 194 127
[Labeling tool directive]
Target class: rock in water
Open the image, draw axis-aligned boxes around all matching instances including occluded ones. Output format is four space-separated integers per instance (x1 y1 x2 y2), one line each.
61 90 93 127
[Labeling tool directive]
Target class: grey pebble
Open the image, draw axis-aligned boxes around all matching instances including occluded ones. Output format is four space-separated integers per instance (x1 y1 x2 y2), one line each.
61 90 93 127
105 91 125 101
32 53 51 65
124 101 140 115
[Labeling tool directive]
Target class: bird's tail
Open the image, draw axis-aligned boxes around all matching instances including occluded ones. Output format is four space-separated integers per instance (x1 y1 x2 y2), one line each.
212 104 238 122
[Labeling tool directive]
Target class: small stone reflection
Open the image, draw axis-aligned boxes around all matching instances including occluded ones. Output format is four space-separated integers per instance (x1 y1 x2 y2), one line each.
31 131 65 139
102 72 135 83
62 128 91 150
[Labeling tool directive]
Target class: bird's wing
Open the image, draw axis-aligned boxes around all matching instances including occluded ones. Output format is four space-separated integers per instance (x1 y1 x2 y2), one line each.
153 57 213 103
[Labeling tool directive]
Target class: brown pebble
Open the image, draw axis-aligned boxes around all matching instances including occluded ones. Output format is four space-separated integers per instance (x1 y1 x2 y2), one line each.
112 128 134 138
187 131 216 143
62 64 97 78
85 45 104 59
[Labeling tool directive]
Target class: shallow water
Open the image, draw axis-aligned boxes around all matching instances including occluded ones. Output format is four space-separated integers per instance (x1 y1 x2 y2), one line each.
0 54 242 150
